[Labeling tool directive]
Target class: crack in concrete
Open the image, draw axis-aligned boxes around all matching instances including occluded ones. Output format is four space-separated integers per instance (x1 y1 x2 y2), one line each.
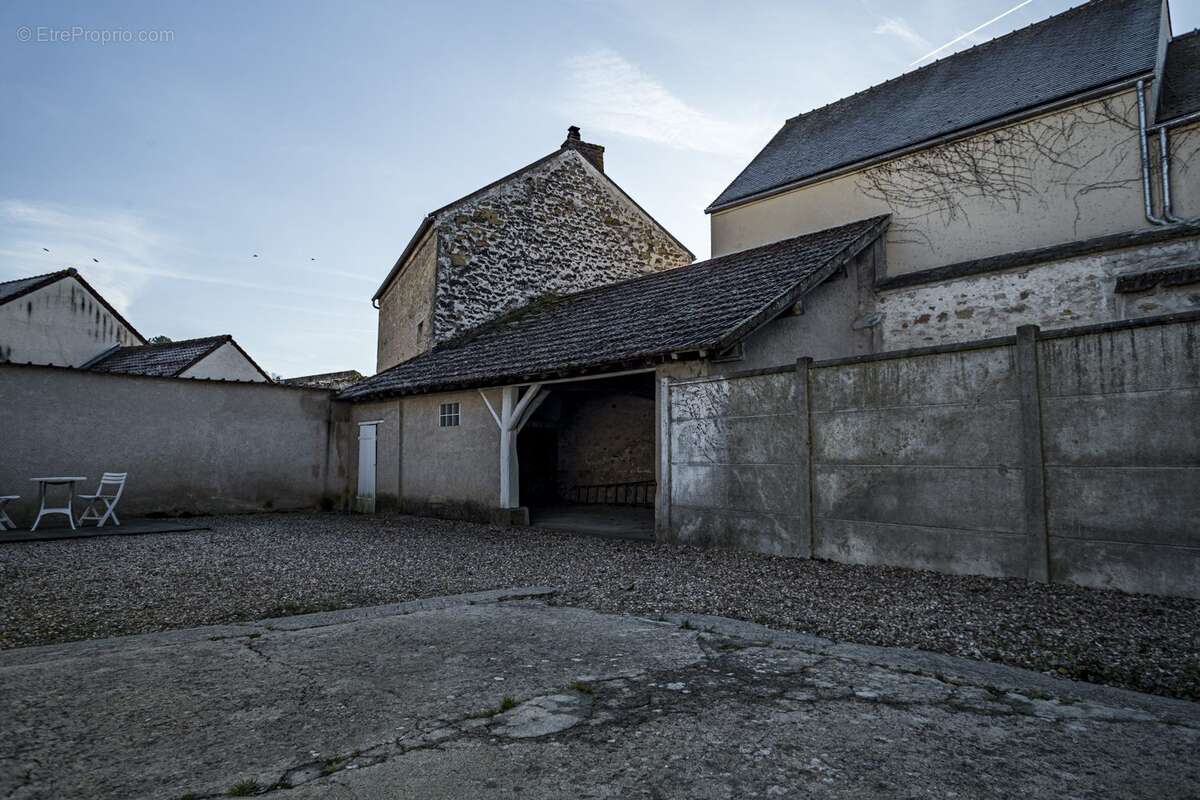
169 608 1197 799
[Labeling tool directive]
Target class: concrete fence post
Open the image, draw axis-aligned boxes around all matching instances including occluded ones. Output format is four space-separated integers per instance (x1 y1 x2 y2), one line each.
1015 325 1050 582
795 357 816 558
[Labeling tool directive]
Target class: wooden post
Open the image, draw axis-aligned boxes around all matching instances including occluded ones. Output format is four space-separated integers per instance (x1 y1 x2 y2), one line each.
1015 325 1050 582
795 358 815 558
499 387 516 509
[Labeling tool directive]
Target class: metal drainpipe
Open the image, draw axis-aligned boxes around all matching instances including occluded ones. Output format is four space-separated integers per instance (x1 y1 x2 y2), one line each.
1136 79 1168 226
1158 126 1186 223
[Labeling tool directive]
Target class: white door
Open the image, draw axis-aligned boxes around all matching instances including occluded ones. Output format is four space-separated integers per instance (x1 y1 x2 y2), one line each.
355 422 378 513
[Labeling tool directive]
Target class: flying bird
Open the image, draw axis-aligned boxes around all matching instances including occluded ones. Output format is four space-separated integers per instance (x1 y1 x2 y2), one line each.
253 254 259 258
92 258 100 263
42 247 49 253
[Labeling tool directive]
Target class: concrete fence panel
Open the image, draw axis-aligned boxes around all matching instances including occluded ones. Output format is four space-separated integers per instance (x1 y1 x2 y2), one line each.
664 312 1200 598
667 372 807 556
810 345 1029 578
1038 318 1200 596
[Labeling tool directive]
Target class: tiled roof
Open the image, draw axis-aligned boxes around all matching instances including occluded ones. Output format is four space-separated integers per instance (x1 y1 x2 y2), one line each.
708 0 1162 211
340 216 888 400
1159 30 1200 122
282 370 365 390
0 270 71 304
87 335 230 377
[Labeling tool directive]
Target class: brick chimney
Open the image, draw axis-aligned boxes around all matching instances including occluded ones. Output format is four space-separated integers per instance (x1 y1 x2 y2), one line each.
561 125 605 173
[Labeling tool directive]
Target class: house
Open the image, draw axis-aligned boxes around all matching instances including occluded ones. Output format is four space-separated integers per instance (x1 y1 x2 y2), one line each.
706 0 1200 355
282 370 364 390
0 268 270 382
341 0 1200 525
0 268 144 366
325 0 1200 599
85 335 272 382
372 127 694 371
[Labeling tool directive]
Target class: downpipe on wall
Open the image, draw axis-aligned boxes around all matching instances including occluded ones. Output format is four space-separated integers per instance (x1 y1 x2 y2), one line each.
1137 79 1169 226
1138 79 1198 226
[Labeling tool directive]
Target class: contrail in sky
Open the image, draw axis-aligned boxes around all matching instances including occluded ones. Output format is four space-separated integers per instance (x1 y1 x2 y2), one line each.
909 0 1035 66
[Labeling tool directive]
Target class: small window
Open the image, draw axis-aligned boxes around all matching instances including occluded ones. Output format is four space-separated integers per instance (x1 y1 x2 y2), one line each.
439 402 460 427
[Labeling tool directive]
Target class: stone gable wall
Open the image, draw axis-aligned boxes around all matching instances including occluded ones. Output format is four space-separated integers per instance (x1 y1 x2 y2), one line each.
376 232 437 372
430 150 692 343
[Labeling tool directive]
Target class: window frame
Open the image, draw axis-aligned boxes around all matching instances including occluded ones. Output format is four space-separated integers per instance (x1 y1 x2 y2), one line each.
439 401 461 428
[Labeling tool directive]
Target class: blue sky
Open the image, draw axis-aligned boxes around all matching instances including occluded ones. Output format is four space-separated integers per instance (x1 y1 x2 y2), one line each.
2 1 1197 378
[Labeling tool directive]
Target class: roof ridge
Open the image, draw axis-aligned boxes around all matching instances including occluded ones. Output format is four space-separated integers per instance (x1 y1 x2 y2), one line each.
1173 27 1200 42
116 334 230 350
0 267 74 288
785 0 1120 126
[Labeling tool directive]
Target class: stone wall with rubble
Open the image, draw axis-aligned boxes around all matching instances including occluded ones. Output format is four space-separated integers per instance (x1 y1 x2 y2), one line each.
664 311 1200 599
876 233 1200 349
430 150 692 343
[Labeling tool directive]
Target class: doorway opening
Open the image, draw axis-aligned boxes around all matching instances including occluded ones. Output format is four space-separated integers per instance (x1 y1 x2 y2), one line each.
518 373 655 539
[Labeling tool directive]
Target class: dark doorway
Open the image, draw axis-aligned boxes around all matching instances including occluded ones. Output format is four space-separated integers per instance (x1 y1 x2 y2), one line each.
517 425 558 506
518 372 656 540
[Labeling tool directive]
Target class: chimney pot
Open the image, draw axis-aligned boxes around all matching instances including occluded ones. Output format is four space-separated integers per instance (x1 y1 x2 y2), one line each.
561 125 605 173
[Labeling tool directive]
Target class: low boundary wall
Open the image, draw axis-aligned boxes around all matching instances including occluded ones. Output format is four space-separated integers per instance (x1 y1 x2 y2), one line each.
663 311 1200 598
0 364 352 521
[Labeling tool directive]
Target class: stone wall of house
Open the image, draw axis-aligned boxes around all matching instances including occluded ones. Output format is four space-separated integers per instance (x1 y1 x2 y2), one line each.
0 276 141 367
664 311 1200 599
376 231 437 372
876 234 1200 350
431 150 692 343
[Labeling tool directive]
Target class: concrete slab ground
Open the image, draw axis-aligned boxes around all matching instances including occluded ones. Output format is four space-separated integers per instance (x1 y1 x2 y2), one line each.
0 590 1196 800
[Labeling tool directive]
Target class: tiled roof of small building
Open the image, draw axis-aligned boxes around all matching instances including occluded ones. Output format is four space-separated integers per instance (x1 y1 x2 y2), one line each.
282 370 365 390
87 335 230 378
1159 29 1200 123
340 216 888 400
708 0 1162 211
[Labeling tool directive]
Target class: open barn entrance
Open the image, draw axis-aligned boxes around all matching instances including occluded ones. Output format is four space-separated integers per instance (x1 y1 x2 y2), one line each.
518 372 656 539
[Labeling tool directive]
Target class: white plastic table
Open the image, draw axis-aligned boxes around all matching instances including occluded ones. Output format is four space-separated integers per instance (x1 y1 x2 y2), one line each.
30 477 86 532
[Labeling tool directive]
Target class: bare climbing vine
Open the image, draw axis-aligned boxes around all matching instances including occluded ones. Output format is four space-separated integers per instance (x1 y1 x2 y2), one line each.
854 94 1186 249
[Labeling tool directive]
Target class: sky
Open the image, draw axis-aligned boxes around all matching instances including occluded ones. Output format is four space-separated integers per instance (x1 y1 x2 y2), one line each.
2 1 1198 378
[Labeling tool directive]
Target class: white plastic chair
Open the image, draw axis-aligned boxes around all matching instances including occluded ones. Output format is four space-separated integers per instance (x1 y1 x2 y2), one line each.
78 473 127 528
0 496 17 530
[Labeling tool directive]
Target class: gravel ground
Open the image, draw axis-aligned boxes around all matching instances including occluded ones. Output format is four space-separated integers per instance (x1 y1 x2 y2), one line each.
1 512 1197 700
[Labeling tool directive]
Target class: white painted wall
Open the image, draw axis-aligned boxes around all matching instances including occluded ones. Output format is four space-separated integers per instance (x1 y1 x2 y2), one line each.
179 342 268 382
0 276 140 367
